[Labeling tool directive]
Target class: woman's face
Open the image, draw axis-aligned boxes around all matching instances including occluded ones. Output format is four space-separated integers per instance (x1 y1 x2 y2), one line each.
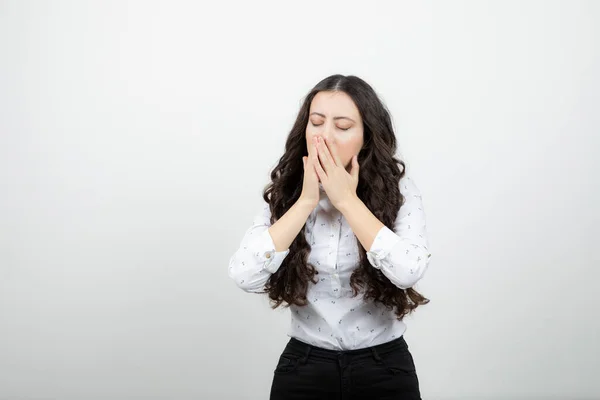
306 91 364 173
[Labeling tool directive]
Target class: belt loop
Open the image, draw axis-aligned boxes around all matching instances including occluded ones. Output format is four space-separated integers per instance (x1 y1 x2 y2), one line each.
370 347 382 362
371 346 394 374
301 344 312 364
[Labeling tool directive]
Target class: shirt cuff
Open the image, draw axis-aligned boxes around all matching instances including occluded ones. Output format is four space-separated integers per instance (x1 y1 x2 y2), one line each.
256 228 290 273
366 225 401 269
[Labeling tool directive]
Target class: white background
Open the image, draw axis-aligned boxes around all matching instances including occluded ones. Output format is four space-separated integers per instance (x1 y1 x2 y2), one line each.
1 1 598 399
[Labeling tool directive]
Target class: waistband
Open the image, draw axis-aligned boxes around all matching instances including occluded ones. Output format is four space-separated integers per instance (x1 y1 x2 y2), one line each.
286 335 408 362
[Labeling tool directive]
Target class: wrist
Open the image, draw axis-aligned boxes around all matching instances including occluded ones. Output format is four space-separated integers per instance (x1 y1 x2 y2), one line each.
296 197 317 213
336 194 361 214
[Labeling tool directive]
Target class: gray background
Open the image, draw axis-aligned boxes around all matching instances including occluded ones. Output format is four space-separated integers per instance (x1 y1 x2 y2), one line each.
1 1 598 399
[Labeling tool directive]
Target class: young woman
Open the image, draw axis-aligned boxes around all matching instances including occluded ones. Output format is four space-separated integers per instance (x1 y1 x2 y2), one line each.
228 74 431 399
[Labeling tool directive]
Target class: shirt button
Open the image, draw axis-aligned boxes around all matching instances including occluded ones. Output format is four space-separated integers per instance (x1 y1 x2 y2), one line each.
265 252 271 259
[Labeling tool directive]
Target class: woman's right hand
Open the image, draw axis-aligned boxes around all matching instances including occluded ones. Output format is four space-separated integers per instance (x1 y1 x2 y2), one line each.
299 148 320 209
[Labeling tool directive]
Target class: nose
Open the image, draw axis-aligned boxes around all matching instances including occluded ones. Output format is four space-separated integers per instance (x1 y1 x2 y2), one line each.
318 123 334 142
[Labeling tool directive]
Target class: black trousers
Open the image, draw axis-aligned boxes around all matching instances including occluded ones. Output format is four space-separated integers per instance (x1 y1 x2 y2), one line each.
269 336 421 400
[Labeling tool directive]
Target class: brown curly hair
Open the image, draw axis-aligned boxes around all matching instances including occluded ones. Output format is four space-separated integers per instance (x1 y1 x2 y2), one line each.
261 74 429 320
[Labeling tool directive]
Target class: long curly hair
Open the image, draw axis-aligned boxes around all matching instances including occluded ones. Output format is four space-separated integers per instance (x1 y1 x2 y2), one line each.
261 74 429 320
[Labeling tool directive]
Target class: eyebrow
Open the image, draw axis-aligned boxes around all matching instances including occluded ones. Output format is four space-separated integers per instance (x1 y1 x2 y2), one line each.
310 112 355 123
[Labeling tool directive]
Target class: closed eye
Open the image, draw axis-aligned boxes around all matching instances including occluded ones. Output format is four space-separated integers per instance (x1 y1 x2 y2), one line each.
310 121 350 131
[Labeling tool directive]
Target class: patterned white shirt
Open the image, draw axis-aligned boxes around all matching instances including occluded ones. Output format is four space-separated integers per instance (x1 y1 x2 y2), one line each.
228 175 431 350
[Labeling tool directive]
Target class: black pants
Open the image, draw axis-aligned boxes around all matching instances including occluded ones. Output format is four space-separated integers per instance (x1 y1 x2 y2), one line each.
269 336 421 400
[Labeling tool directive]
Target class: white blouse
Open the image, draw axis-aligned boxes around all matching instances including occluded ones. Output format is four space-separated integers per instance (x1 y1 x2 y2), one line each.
228 175 431 350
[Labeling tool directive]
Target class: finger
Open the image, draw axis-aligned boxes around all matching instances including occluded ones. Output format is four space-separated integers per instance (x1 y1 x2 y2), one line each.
324 137 343 166
350 154 360 180
312 144 326 180
316 137 333 172
311 141 321 167
312 138 325 168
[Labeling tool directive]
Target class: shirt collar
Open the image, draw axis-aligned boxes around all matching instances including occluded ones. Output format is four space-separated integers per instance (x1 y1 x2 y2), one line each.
317 184 337 214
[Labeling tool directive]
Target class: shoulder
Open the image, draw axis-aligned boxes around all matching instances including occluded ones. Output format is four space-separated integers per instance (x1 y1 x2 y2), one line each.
251 197 272 226
398 173 422 197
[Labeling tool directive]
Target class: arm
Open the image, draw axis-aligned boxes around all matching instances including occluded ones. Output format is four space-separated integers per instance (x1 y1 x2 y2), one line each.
338 175 431 289
228 197 315 293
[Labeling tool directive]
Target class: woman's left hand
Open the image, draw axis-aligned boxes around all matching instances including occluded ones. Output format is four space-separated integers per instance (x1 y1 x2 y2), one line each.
312 136 360 210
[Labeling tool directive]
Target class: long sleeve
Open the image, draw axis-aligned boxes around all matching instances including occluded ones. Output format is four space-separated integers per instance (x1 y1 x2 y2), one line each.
366 175 432 289
228 200 290 293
